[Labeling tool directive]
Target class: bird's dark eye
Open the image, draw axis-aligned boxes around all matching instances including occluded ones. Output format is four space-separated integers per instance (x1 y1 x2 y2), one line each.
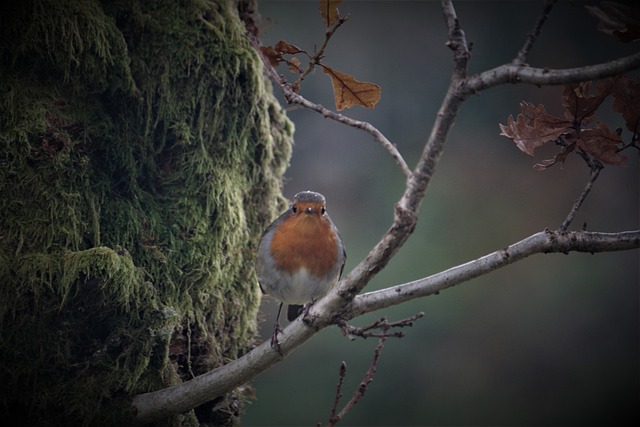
321 206 326 214
291 204 297 214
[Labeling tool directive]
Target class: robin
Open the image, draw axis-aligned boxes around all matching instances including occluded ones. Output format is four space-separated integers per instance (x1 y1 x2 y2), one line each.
256 190 346 348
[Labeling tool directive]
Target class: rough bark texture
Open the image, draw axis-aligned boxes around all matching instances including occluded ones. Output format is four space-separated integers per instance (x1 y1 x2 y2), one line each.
0 0 292 425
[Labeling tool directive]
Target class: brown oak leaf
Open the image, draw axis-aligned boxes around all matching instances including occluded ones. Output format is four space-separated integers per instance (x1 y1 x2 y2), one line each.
586 2 640 43
319 0 343 28
288 57 303 73
260 45 281 68
322 65 381 111
275 39 304 55
533 143 577 171
579 121 627 165
612 74 640 134
499 101 570 156
501 78 629 170
561 80 614 124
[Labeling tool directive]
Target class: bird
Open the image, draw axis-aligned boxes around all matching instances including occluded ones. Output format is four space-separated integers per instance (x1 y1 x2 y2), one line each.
256 190 346 349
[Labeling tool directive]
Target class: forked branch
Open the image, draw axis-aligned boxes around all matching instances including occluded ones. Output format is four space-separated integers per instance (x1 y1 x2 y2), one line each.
326 337 386 427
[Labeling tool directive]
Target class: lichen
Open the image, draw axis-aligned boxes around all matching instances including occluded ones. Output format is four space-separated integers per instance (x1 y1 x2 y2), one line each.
0 0 292 425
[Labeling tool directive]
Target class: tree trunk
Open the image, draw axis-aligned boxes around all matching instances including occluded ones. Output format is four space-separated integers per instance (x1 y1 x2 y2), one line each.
0 0 292 425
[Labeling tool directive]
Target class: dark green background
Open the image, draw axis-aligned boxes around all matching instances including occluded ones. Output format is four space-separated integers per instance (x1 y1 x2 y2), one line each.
244 1 639 425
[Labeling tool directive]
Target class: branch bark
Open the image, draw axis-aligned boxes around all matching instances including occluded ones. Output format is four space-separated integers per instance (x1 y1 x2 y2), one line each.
132 229 639 423
348 230 640 317
465 51 640 94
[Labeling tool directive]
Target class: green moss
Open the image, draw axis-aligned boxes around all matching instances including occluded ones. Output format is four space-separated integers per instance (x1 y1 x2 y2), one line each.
0 0 293 425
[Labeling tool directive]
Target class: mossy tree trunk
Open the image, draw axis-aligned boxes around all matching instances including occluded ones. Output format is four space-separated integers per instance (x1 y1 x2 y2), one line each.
0 0 292 425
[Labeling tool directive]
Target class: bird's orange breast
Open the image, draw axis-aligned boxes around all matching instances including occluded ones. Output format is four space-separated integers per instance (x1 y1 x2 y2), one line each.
269 213 338 278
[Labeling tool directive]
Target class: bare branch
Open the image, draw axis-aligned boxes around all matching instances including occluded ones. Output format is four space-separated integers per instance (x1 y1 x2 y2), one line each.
327 361 347 426
340 312 424 340
559 161 603 231
282 88 412 180
466 51 640 94
335 69 466 303
327 338 386 427
328 2 472 303
348 230 640 318
513 0 557 65
442 0 471 78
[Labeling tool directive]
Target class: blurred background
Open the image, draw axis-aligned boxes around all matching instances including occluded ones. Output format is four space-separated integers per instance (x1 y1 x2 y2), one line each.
244 1 639 425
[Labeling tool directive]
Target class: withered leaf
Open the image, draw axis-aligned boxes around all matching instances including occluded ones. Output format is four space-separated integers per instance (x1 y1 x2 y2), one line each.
533 143 576 171
502 78 629 170
288 57 303 73
260 45 281 68
586 2 640 43
579 122 626 165
319 0 342 28
275 39 304 55
499 101 570 156
561 80 614 124
612 75 640 134
322 65 381 111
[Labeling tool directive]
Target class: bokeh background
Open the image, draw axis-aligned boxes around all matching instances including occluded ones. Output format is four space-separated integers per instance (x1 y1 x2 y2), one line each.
244 1 639 425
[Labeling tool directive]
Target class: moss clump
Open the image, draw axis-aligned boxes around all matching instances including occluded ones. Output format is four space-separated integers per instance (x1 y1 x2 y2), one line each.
0 0 292 425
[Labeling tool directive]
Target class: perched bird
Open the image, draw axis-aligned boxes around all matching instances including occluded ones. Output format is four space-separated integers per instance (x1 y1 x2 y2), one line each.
256 191 346 347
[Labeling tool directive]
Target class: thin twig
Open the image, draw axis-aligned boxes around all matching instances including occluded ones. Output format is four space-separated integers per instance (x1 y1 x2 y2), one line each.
327 362 347 425
559 160 603 231
293 16 348 90
327 337 387 427
282 88 413 180
513 0 557 65
340 312 425 340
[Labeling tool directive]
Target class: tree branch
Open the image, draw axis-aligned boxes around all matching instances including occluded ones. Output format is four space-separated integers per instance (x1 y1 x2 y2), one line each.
334 0 471 303
559 161 603 232
513 0 557 65
327 337 386 427
465 51 640 94
131 229 639 423
281 88 412 180
348 230 640 318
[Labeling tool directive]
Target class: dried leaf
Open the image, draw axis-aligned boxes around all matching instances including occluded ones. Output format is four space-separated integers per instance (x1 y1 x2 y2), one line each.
275 39 304 55
502 78 630 171
612 75 640 134
260 45 281 68
533 143 576 170
586 2 640 43
322 65 381 111
561 80 614 124
499 101 570 156
288 57 302 73
319 0 342 28
579 122 627 165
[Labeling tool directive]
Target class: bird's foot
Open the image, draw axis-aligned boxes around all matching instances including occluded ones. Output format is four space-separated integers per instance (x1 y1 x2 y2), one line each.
270 322 283 354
